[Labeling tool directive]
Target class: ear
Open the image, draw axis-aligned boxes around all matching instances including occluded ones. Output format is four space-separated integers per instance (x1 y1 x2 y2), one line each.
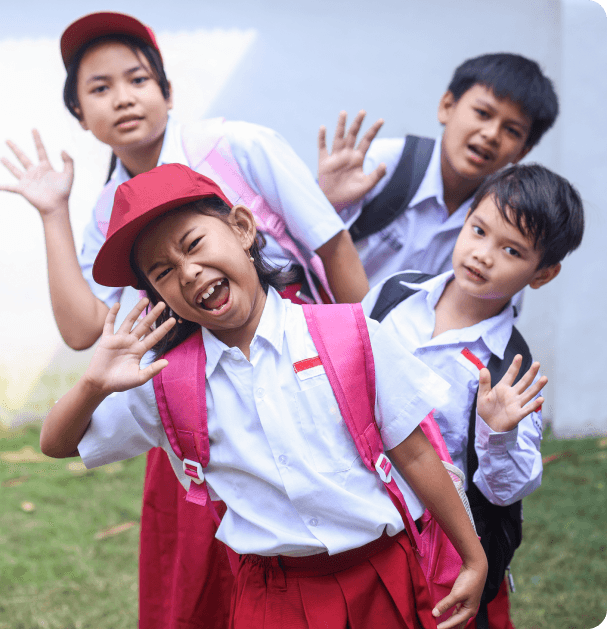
437 91 457 125
529 263 560 289
74 108 88 130
230 204 257 251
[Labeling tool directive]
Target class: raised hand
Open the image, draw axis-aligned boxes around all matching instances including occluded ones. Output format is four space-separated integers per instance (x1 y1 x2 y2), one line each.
0 129 74 217
84 299 176 395
477 355 547 433
318 110 387 210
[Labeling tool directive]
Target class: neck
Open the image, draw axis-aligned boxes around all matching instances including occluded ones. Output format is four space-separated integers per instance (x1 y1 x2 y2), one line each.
211 287 267 360
440 156 480 216
433 277 510 337
113 132 165 177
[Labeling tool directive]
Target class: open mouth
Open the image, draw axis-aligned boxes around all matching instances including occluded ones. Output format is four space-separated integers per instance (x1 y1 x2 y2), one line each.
468 144 492 161
465 265 487 282
115 115 143 127
195 278 230 312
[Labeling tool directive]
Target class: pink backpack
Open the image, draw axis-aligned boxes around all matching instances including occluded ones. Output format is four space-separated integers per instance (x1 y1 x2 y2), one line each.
152 302 472 619
94 118 333 304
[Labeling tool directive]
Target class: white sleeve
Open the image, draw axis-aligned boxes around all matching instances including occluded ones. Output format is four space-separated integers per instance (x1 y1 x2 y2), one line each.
79 207 124 309
78 373 165 469
338 137 407 227
473 399 543 506
222 121 346 252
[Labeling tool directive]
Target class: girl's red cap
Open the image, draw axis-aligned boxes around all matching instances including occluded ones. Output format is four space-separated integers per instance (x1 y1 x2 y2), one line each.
60 12 161 69
92 164 233 289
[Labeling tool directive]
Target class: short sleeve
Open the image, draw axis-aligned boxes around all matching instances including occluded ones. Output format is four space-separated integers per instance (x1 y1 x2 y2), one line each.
223 121 346 252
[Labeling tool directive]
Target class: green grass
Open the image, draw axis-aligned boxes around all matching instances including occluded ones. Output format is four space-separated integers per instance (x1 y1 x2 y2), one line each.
1 424 606 628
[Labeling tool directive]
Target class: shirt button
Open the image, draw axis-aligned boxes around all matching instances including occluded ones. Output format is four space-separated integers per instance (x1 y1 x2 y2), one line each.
279 455 287 465
310 518 318 527
256 387 265 399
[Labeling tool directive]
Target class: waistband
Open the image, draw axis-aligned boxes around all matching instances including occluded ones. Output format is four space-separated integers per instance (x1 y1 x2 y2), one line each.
241 530 405 578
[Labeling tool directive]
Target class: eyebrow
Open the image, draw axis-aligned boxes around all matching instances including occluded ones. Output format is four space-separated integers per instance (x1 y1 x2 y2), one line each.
474 98 530 131
474 213 532 253
86 65 146 84
145 228 197 277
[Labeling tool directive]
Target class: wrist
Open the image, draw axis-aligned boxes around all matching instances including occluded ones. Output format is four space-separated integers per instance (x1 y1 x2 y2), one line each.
40 201 70 223
79 372 111 401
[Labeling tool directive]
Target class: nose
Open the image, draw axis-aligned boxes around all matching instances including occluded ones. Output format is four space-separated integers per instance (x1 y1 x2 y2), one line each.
473 242 493 267
480 119 501 145
178 259 202 285
113 81 135 109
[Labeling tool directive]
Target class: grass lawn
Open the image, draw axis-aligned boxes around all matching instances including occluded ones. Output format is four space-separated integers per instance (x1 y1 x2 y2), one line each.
1 423 606 629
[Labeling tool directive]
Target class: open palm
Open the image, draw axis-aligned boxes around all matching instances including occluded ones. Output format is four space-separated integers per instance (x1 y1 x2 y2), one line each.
477 355 547 433
0 129 74 216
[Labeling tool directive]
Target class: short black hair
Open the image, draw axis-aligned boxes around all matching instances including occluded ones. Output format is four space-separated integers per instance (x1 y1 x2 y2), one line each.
63 34 170 120
448 53 558 149
469 163 584 269
130 197 294 358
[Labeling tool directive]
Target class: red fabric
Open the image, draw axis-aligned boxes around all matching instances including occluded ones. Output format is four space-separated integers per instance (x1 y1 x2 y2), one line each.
293 356 322 373
139 447 233 629
230 532 438 629
467 580 515 629
461 348 486 371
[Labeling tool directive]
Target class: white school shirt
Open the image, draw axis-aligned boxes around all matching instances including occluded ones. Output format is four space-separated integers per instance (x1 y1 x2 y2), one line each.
78 114 346 307
78 288 451 557
338 137 472 288
361 271 543 506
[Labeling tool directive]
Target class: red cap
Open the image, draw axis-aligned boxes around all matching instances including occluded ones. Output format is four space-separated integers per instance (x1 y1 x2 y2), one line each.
60 12 161 69
93 164 233 289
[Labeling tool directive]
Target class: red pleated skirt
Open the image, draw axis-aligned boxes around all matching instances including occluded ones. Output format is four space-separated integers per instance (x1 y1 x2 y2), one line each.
139 447 234 629
230 531 438 629
467 580 515 629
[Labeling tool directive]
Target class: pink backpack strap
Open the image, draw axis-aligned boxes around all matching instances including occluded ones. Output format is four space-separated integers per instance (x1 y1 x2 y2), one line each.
182 119 333 304
302 303 421 551
152 330 216 514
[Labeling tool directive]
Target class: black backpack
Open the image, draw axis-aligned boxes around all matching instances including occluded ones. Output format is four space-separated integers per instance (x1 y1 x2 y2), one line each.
349 136 435 242
370 272 532 628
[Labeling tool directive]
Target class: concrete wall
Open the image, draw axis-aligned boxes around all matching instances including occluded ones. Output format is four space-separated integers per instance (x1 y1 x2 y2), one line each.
0 0 605 436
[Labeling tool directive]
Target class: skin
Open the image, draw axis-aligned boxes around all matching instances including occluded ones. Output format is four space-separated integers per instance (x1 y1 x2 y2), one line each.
41 205 486 627
433 194 558 432
318 85 532 216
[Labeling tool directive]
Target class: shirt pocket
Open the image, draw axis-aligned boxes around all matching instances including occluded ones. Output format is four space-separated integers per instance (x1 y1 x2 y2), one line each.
295 379 360 473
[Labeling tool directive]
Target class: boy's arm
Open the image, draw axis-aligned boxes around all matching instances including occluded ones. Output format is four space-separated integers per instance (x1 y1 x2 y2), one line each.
40 300 174 458
318 110 387 211
223 121 370 302
474 356 545 504
388 427 487 629
1 131 110 350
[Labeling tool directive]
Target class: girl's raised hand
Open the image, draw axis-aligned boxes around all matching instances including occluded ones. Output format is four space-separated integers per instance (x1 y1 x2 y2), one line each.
84 299 176 395
0 129 74 217
318 110 387 211
477 355 547 433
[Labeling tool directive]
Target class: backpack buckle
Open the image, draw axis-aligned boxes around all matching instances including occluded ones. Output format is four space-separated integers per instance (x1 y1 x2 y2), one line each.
183 458 205 484
375 453 392 483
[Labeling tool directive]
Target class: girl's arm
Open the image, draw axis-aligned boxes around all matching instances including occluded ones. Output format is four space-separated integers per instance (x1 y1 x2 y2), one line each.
387 426 488 629
40 300 175 458
1 130 109 350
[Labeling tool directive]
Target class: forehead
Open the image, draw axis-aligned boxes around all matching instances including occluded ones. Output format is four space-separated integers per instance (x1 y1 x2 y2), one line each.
77 40 148 78
470 195 535 243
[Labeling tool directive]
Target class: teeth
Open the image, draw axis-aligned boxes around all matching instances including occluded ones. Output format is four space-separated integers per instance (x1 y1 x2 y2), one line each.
198 279 224 303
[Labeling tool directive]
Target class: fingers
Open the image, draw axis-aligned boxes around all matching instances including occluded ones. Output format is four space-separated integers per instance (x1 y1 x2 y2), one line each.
514 360 541 392
499 353 523 388
344 110 366 149
331 111 348 153
139 358 170 383
367 163 387 188
433 595 475 629
435 604 475 629
356 117 384 155
318 125 328 159
5 139 33 169
520 395 544 418
478 367 492 397
1 156 23 180
32 129 49 163
139 317 177 353
102 303 121 336
61 150 74 180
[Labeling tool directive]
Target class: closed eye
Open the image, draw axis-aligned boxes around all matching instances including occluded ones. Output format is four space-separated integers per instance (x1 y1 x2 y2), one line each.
132 75 150 86
475 108 490 119
188 237 202 252
506 126 523 139
91 85 108 94
155 267 171 281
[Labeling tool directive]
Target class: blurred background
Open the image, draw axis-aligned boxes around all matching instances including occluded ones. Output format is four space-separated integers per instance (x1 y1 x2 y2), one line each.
0 0 605 439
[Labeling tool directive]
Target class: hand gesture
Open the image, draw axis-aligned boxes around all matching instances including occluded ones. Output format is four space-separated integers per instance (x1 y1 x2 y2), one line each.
0 129 74 217
84 299 176 395
432 561 487 629
477 355 547 433
318 110 386 211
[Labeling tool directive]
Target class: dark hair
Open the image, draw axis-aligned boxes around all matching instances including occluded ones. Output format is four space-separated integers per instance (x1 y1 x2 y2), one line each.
63 34 170 120
469 163 584 269
130 197 294 358
447 53 558 149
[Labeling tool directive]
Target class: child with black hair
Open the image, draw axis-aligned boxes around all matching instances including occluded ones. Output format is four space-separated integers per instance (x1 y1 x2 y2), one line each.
318 53 559 288
40 163 488 629
361 163 584 629
0 12 369 628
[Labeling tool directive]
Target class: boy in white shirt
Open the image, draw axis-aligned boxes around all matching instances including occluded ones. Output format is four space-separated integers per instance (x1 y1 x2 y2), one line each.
361 163 584 629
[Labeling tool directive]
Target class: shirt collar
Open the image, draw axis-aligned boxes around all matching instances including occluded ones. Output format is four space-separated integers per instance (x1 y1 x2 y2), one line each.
112 114 187 184
401 270 516 359
201 287 286 377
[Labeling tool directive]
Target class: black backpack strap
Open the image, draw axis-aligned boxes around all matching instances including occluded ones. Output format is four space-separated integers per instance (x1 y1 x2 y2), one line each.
369 272 436 322
466 325 533 623
349 135 435 242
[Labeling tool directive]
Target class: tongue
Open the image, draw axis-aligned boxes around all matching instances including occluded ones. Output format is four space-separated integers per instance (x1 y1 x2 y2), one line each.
203 280 230 310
